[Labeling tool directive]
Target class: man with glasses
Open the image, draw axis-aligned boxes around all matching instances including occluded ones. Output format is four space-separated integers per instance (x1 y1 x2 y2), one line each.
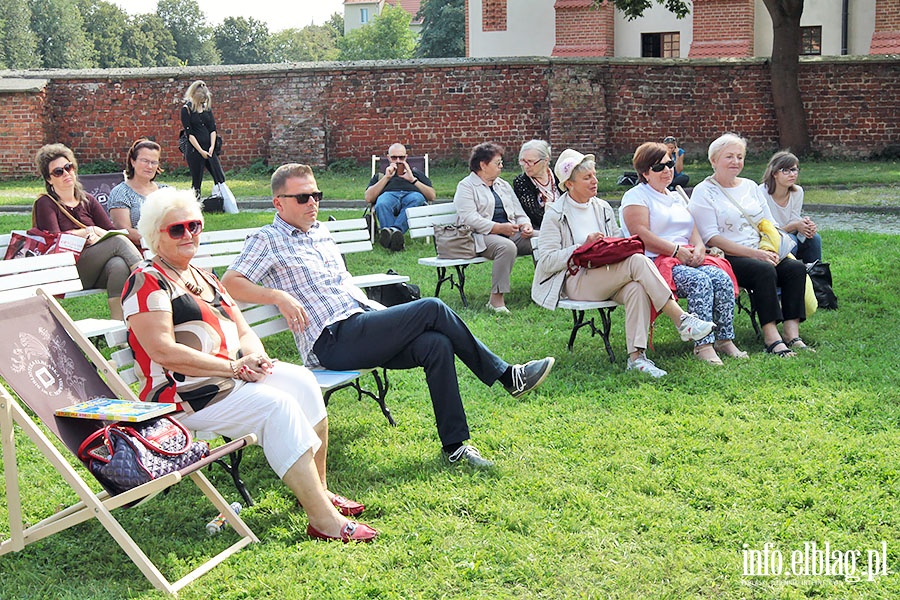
222 163 555 468
364 143 435 251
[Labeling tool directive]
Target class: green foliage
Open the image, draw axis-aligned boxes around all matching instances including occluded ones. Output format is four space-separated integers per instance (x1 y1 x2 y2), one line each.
156 0 219 65
326 158 360 173
0 0 39 69
338 5 416 61
30 0 93 68
270 25 339 63
601 0 691 21
416 0 465 58
77 0 125 68
324 11 344 38
214 16 272 65
121 13 179 67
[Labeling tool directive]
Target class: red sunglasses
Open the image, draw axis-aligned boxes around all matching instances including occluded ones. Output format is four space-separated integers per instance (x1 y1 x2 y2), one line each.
160 220 203 239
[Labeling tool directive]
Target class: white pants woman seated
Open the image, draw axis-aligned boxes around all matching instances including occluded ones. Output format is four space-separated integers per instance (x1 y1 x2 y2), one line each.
532 149 716 378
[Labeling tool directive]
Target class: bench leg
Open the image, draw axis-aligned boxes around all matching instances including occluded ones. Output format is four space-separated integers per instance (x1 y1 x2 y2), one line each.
596 307 616 364
567 307 617 363
211 443 254 507
323 371 396 427
736 290 761 338
434 266 449 300
433 265 471 308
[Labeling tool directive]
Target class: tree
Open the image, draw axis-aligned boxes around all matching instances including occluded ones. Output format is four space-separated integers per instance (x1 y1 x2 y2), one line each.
416 0 465 58
338 5 416 61
324 12 344 38
214 16 273 64
77 0 127 68
121 13 179 67
30 0 94 68
157 0 218 65
0 0 39 69
597 0 809 154
271 25 340 63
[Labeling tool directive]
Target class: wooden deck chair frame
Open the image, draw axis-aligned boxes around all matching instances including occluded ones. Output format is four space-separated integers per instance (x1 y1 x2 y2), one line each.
0 290 258 595
365 153 430 241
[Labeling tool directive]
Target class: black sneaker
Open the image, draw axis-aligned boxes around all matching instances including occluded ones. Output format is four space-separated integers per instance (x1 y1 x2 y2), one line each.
504 357 555 398
378 227 392 249
389 228 405 251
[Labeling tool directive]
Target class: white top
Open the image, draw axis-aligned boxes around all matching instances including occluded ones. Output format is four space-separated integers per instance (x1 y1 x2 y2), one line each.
619 183 693 258
758 183 804 230
566 196 602 245
689 177 775 249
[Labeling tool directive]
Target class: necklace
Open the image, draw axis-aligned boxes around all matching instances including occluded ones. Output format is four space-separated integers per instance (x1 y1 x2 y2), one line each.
156 256 203 296
531 171 558 206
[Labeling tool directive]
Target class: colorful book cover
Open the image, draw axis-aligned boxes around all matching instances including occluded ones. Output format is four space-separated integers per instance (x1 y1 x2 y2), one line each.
55 397 175 422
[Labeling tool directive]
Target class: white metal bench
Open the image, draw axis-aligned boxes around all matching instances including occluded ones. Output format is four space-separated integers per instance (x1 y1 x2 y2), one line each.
0 252 125 340
531 237 620 362
406 203 489 308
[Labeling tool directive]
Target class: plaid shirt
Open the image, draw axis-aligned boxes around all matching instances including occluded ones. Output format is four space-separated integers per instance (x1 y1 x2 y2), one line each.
228 215 369 367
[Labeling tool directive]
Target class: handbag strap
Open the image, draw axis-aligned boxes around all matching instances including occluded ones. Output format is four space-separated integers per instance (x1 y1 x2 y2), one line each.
115 415 192 456
45 194 90 230
705 176 759 231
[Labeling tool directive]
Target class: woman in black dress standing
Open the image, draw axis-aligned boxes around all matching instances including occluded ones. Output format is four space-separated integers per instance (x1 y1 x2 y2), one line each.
180 80 226 203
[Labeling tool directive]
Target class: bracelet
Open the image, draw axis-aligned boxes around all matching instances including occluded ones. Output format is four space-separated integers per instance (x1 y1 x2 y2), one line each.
672 244 680 257
229 360 240 378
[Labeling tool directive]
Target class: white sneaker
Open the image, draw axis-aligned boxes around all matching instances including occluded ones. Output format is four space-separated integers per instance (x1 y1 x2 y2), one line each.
626 354 667 378
677 313 716 341
446 445 494 468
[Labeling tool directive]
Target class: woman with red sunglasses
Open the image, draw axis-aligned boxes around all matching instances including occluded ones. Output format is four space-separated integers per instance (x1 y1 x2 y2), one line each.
33 144 142 320
122 188 377 543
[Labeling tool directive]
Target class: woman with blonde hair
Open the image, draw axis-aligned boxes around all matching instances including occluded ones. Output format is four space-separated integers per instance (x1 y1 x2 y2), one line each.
180 80 233 210
33 143 142 320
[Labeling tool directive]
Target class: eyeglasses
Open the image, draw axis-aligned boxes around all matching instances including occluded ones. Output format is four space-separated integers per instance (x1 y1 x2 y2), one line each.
136 158 160 167
50 163 76 178
160 220 203 239
649 160 676 172
389 155 407 161
277 192 323 204
780 167 800 174
519 158 546 167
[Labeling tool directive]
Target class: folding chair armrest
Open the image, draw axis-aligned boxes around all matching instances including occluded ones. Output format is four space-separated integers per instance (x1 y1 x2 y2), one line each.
182 433 257 475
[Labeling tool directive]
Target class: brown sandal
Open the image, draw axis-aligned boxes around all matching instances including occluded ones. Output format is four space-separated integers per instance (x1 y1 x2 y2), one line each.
714 340 749 359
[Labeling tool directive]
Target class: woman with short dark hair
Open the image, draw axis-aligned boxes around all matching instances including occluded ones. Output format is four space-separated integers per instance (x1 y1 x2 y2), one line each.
108 138 168 248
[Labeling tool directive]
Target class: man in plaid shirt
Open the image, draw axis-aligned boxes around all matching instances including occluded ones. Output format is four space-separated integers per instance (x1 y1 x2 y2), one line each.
223 163 554 468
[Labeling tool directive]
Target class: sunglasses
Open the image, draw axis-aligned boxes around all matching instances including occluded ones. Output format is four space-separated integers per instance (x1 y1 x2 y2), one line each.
278 192 323 204
389 155 407 161
160 220 203 239
649 160 676 172
50 163 76 178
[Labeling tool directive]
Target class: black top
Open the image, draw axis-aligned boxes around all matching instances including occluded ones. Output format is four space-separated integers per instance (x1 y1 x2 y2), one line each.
180 102 217 149
367 169 433 194
513 171 558 230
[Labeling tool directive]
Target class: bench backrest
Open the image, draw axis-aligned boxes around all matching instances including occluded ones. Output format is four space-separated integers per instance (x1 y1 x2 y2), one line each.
406 202 458 240
0 253 83 303
79 172 125 211
371 154 429 178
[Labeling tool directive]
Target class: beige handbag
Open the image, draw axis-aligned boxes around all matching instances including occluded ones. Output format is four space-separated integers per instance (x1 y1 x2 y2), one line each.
434 224 476 259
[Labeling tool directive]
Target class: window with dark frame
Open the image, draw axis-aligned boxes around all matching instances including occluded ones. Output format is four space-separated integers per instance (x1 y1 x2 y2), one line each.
801 26 822 55
641 32 680 58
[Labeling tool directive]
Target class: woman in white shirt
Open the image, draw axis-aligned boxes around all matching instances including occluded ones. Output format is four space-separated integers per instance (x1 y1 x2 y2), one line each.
758 151 822 263
621 142 744 365
689 134 812 357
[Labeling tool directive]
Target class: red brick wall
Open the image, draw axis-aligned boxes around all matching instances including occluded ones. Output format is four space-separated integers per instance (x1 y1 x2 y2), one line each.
553 0 614 57
689 0 755 58
482 0 507 32
0 89 49 177
0 57 897 178
871 0 900 53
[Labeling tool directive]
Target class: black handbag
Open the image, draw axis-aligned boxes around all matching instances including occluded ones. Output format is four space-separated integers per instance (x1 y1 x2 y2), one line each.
366 269 421 306
806 260 837 309
77 416 210 495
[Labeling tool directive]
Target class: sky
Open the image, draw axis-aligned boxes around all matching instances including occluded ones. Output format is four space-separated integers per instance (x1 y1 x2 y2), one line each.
114 0 345 31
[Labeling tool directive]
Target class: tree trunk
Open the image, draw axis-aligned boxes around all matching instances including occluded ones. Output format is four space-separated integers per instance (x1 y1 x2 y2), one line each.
763 0 810 154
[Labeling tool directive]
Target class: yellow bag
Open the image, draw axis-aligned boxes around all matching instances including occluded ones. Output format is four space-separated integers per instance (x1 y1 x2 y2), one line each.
756 218 781 254
804 274 817 316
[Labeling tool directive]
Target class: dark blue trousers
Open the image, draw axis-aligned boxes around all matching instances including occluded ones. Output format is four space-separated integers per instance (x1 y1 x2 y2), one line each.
312 298 508 446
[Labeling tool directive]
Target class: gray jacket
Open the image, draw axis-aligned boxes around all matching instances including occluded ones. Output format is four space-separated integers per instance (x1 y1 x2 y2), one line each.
453 172 530 253
531 194 621 309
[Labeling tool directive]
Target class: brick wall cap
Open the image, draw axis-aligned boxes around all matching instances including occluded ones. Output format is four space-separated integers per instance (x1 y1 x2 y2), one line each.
0 77 48 93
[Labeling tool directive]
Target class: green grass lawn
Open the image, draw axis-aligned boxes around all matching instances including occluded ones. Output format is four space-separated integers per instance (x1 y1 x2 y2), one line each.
1 157 898 207
2 209 900 598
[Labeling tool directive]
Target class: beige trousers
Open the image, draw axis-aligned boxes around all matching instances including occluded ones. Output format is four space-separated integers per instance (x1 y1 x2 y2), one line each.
565 254 673 353
478 232 533 294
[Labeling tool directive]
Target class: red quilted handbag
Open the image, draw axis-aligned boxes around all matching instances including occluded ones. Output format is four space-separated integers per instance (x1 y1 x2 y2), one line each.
567 235 645 275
